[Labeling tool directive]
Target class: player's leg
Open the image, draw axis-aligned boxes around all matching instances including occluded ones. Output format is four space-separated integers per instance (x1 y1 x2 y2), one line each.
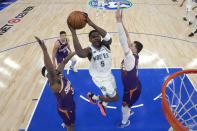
118 102 131 128
97 93 119 116
118 82 142 128
56 56 64 68
88 92 118 116
189 15 197 37
87 74 119 116
70 56 78 72
88 74 118 102
67 124 75 131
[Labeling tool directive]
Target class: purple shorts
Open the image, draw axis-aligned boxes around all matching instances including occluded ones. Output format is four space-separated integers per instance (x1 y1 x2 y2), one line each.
122 81 142 108
56 53 68 64
57 104 75 127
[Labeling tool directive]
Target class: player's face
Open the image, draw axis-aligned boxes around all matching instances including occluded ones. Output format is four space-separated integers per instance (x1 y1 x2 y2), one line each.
129 42 137 54
60 33 67 41
89 32 101 47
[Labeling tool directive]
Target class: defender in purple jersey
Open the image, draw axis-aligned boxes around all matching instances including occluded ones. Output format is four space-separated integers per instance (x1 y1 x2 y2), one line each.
52 31 77 72
35 36 76 131
115 3 143 128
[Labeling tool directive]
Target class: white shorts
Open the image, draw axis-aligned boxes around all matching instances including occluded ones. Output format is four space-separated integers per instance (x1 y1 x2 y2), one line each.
92 73 117 98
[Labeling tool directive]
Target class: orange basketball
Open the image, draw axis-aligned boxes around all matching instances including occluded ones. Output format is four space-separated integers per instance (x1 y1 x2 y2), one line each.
67 11 87 29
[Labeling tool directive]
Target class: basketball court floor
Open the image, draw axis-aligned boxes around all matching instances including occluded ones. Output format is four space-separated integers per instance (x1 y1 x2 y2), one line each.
0 0 197 130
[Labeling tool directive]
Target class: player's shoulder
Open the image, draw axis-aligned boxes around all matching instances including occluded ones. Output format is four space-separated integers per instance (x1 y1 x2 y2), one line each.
55 40 61 46
133 53 139 58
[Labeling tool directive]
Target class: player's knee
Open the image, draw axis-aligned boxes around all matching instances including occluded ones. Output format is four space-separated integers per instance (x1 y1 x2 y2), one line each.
66 124 74 130
122 102 129 107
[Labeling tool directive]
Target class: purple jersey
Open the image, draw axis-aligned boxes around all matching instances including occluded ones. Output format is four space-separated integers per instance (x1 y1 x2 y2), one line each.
56 39 69 64
53 75 75 111
121 54 139 93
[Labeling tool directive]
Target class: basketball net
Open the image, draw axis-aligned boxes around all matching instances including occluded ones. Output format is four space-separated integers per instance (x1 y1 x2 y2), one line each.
162 69 197 131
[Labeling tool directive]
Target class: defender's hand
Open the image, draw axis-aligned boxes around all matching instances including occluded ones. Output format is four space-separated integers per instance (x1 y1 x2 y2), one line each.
115 2 122 22
84 13 94 27
35 36 47 51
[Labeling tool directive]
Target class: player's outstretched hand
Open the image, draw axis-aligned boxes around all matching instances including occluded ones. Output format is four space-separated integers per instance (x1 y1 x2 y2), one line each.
35 36 47 51
115 2 122 22
85 14 94 27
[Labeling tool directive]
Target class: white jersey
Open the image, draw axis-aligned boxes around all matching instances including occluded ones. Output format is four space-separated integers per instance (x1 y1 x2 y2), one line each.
89 45 112 78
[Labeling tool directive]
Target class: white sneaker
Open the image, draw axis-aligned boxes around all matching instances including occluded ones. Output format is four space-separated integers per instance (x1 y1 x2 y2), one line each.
61 123 66 128
118 120 130 128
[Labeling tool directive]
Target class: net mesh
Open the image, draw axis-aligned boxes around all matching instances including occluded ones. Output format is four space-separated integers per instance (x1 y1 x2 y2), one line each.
162 69 197 131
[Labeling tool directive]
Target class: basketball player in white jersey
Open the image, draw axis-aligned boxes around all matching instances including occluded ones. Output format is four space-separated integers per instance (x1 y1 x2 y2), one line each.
52 31 77 72
115 3 143 128
67 13 119 116
180 0 197 25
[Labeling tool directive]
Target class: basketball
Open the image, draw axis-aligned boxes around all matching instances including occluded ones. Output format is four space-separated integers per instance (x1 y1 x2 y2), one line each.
67 11 87 29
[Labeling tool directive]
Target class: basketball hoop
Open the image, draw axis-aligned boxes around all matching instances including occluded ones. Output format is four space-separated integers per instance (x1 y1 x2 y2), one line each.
162 69 197 131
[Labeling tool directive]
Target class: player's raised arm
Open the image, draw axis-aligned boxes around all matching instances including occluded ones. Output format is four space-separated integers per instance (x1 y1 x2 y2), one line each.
115 3 130 56
86 15 106 37
180 0 186 7
120 9 136 54
57 52 76 73
67 21 92 58
35 36 56 85
86 14 112 45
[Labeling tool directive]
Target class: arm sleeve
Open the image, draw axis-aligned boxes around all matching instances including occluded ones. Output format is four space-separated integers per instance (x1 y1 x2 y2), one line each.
124 51 135 71
117 23 130 54
103 33 111 41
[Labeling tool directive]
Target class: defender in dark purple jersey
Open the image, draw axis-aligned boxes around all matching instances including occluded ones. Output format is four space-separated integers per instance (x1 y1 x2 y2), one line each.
35 36 76 131
52 31 77 72
115 3 143 128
